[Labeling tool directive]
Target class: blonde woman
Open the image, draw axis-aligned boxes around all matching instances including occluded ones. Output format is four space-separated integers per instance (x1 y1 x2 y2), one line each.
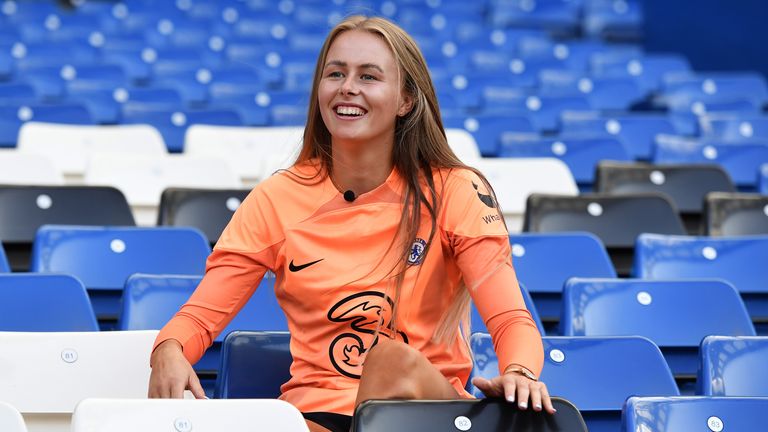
149 15 554 432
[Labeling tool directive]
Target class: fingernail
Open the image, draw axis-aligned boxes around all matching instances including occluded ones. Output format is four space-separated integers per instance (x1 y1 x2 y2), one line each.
553 408 557 413
506 395 515 403
519 402 528 409
535 404 542 410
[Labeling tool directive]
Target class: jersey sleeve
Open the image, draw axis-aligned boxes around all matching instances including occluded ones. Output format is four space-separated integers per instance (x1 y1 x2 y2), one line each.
152 183 283 366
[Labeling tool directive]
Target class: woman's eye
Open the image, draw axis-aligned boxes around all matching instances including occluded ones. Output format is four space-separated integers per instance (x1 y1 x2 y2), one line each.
328 71 343 78
361 74 376 81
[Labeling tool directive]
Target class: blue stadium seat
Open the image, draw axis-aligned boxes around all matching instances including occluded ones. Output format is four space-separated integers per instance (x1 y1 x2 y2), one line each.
0 274 98 331
121 109 242 152
0 103 93 147
538 71 646 111
0 244 8 273
762 164 768 194
119 273 287 372
484 95 591 133
654 135 768 191
661 72 768 109
62 64 128 93
591 53 690 93
469 334 679 432
489 0 580 36
583 0 644 41
470 283 545 335
504 232 616 328
30 225 210 328
151 67 211 106
208 92 270 126
119 87 184 116
101 46 154 84
561 278 754 390
498 135 631 191
215 330 292 399
634 234 768 333
623 396 768 431
0 83 38 104
560 112 677 161
442 113 535 157
699 336 768 396
699 114 768 142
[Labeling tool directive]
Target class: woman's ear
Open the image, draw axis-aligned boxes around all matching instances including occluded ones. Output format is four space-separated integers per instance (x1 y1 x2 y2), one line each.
398 92 414 117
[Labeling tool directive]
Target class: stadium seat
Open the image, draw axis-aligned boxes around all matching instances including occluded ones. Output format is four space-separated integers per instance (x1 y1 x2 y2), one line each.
623 396 768 432
503 232 616 331
0 244 8 273
498 136 631 191
653 134 768 191
0 274 99 331
660 72 768 109
0 151 64 185
583 0 644 40
215 331 292 399
31 225 210 327
184 125 304 186
561 278 754 391
469 334 679 432
0 330 158 432
0 401 27 432
158 188 250 244
538 72 646 111
119 87 184 116
591 53 690 94
699 336 768 396
120 273 287 372
0 185 134 271
699 113 768 142
16 122 167 183
442 114 535 157
471 283 545 335
84 153 242 225
0 83 37 104
445 128 481 163
121 108 243 152
0 103 92 147
761 163 768 194
483 95 592 133
71 399 309 432
473 158 579 233
705 192 768 236
524 193 686 276
353 398 587 432
595 162 736 234
634 234 768 333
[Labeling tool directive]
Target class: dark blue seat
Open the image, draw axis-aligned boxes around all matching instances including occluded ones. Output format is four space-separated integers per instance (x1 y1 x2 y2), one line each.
31 225 210 328
661 72 768 109
699 114 768 142
121 109 242 152
705 192 768 236
634 233 768 332
0 244 8 273
538 72 646 111
761 163 768 194
215 330 292 399
699 336 768 396
623 396 768 431
469 334 679 432
158 188 250 244
591 54 690 93
484 95 591 133
120 273 287 373
442 113 535 157
0 274 98 331
470 283 545 335
583 0 644 40
561 278 755 390
0 83 38 104
119 87 184 116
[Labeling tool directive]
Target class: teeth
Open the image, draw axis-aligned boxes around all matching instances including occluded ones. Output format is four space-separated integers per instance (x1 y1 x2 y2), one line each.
336 106 364 116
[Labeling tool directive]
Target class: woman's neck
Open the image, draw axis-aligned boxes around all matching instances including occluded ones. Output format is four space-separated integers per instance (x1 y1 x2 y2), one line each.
330 139 394 195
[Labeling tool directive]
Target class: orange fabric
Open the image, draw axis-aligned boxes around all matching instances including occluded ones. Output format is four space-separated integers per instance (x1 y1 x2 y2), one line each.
154 163 543 415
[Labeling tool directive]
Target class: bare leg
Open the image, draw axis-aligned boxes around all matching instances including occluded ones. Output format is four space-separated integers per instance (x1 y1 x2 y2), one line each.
354 338 460 408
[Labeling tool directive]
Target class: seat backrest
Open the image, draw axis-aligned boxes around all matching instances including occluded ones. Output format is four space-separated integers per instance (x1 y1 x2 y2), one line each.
215 331 292 399
470 283 545 335
31 225 210 290
71 398 309 432
444 128 481 163
17 122 166 179
119 274 288 338
699 336 768 396
0 401 27 432
353 398 587 432
0 274 98 331
633 233 768 294
524 193 686 248
157 188 250 243
184 125 303 184
561 278 755 346
595 162 735 214
0 330 158 413
0 151 64 185
472 158 578 232
469 334 679 410
705 192 768 236
624 396 768 432
0 244 9 273
761 163 768 194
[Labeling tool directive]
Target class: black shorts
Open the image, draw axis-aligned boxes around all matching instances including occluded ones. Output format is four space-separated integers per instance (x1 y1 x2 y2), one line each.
302 411 352 432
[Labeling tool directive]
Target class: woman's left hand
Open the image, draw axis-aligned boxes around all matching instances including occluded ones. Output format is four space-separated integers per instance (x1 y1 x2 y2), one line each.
471 372 556 414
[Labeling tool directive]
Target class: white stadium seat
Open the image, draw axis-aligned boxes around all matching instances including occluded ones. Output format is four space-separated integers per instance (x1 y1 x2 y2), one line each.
0 402 28 432
445 128 481 163
0 151 63 185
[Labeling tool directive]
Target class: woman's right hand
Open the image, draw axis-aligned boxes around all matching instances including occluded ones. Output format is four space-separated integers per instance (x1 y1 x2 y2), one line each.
148 339 207 399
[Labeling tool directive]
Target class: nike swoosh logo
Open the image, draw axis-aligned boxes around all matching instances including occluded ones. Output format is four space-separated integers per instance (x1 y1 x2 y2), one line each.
289 258 324 272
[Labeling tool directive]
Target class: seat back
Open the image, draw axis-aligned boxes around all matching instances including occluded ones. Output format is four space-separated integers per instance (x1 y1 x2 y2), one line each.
0 243 9 273
157 188 250 244
353 398 587 432
624 396 768 432
0 151 63 185
761 163 768 194
705 192 768 236
215 331 292 399
71 399 309 432
0 402 27 432
444 128 481 163
0 274 98 331
470 283 545 335
699 336 768 396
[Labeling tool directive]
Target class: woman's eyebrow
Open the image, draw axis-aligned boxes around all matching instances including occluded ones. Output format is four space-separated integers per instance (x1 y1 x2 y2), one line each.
324 60 384 73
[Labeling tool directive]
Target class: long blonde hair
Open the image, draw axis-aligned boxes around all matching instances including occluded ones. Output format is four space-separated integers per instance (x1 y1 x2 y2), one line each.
296 15 503 344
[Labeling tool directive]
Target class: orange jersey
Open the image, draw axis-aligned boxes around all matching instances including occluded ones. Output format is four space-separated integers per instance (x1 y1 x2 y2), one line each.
154 161 543 415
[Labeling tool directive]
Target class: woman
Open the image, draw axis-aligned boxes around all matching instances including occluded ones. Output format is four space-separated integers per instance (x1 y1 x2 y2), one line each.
149 15 554 432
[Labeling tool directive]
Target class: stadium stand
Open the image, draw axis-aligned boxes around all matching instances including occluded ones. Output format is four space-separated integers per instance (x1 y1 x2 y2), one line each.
215 331 292 399
157 187 249 244
699 336 768 396
470 283 545 335
623 396 768 432
71 399 309 432
0 401 27 432
0 274 99 332
705 192 768 236
0 330 157 432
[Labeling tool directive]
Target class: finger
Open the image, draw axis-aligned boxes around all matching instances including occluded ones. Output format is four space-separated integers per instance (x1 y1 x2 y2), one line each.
188 373 207 399
471 377 495 395
529 383 543 412
170 380 185 399
502 378 517 403
540 384 557 414
516 380 531 410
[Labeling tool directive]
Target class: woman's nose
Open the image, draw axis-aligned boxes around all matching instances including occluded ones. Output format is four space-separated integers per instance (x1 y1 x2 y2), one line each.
339 76 359 95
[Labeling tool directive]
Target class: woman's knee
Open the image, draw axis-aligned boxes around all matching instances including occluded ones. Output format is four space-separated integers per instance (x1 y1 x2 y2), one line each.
363 338 422 375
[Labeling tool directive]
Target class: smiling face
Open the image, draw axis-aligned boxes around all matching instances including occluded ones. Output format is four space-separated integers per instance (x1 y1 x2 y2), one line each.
318 30 412 151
